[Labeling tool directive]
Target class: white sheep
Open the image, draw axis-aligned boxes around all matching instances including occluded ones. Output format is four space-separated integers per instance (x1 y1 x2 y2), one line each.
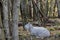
25 22 50 40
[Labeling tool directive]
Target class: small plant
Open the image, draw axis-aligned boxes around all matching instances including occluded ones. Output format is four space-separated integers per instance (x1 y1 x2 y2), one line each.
48 27 55 31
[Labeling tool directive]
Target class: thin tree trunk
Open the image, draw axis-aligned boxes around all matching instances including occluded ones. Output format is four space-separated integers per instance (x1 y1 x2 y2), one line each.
45 0 48 17
33 0 38 21
56 0 60 18
36 0 41 26
20 0 27 30
12 0 20 40
2 0 10 40
8 0 12 40
28 0 33 19
53 0 57 17
0 2 5 40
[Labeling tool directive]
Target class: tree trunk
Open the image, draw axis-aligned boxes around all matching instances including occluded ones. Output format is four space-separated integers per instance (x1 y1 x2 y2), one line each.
33 0 38 21
0 2 5 40
2 0 10 40
56 0 60 18
12 0 20 40
8 0 12 40
20 0 27 30
28 0 33 19
53 0 57 17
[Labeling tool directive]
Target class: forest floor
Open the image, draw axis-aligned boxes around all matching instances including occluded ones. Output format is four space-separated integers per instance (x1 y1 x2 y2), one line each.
18 18 60 40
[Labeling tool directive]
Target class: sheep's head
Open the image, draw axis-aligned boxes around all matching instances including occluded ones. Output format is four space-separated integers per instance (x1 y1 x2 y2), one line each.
25 22 33 31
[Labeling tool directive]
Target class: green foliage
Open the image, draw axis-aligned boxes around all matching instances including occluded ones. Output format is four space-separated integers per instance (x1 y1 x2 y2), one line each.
48 27 56 31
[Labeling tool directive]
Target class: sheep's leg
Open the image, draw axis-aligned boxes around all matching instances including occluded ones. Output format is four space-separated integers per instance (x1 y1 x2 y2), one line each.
30 36 33 40
36 37 42 40
31 36 33 40
45 37 49 40
24 38 25 40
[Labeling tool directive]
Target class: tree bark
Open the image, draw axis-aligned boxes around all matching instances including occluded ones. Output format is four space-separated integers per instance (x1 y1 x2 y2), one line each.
56 0 60 18
28 0 33 19
0 2 5 40
8 0 12 40
20 0 27 30
12 0 20 40
2 0 10 40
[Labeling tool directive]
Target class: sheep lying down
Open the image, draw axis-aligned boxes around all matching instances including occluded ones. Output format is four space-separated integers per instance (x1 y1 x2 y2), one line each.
25 23 50 39
30 27 50 38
